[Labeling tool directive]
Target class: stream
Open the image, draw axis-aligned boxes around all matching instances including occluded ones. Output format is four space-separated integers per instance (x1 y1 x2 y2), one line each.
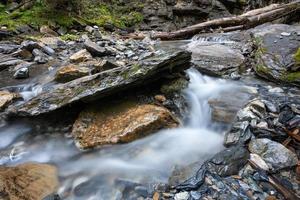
0 67 247 199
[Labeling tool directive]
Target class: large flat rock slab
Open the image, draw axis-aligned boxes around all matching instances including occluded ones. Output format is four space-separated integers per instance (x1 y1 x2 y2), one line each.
72 101 179 149
7 50 191 116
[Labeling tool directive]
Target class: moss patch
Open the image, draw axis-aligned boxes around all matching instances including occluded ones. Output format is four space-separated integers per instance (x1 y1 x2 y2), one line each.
0 3 75 30
281 71 300 82
60 33 79 41
84 3 144 29
294 47 300 64
0 0 144 31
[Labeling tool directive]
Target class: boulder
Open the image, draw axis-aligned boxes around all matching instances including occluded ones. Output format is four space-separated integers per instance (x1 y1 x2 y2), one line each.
72 101 179 149
0 163 59 200
69 49 92 63
189 44 245 76
187 31 249 77
0 91 20 110
249 138 298 171
252 24 300 86
54 64 90 83
8 50 191 116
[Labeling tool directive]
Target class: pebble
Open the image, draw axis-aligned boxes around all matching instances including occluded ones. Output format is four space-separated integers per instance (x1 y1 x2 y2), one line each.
268 87 284 93
174 192 189 200
281 32 291 36
14 67 29 79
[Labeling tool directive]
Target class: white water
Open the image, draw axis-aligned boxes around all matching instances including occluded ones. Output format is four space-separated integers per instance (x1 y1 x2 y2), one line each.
0 68 242 199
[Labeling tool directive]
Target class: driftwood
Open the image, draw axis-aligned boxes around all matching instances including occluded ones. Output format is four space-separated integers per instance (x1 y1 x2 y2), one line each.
249 160 299 200
127 1 300 40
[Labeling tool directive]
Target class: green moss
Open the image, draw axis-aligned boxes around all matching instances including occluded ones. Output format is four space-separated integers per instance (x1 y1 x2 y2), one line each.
60 33 79 41
161 78 189 95
0 0 144 31
294 47 300 64
84 2 143 29
0 3 76 30
256 64 270 74
281 71 300 82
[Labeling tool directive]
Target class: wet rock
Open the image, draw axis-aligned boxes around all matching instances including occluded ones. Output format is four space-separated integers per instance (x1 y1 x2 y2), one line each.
72 101 179 149
0 163 59 200
250 153 270 171
224 121 252 146
208 145 250 177
54 64 90 83
91 59 120 73
169 161 202 187
209 89 253 124
160 78 189 95
252 24 300 86
0 56 23 71
0 42 20 54
0 90 21 110
8 49 191 116
14 67 29 79
69 49 92 63
32 48 48 64
249 138 298 171
21 40 41 52
84 40 107 57
190 43 245 76
174 191 189 200
177 145 249 191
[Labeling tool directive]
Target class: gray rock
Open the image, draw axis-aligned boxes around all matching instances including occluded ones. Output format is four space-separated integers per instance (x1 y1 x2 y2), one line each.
0 43 20 54
209 145 250 177
84 40 107 57
14 67 29 79
21 41 41 51
249 138 298 171
7 49 191 116
174 192 189 200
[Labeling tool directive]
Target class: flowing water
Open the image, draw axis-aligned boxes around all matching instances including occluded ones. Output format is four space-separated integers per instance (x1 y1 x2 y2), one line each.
0 67 246 199
0 30 257 198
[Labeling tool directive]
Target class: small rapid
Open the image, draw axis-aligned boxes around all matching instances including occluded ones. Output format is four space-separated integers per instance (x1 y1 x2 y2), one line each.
0 68 243 199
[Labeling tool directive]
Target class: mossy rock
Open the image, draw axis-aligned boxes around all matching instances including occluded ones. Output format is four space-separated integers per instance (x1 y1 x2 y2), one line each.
294 47 300 65
161 78 189 95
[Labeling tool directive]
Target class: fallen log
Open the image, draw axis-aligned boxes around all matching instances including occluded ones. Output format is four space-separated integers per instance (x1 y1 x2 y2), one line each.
127 1 300 40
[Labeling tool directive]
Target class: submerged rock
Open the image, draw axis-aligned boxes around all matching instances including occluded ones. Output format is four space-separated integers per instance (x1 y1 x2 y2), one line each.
72 101 179 149
249 138 298 171
0 163 59 200
8 50 191 116
54 64 90 83
252 24 300 86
